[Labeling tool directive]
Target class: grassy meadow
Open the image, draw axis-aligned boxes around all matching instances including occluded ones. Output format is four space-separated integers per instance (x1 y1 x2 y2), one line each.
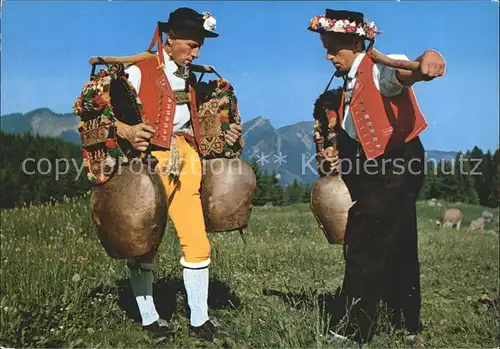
1 196 499 348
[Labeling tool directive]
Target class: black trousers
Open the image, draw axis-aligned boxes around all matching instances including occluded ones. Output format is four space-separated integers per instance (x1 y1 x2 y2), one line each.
335 129 425 343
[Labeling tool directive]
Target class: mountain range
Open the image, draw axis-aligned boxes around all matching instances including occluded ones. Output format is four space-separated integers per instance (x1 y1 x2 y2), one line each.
1 108 459 185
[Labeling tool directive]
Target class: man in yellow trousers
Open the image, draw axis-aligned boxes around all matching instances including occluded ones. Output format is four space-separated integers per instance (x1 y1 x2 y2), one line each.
116 7 242 341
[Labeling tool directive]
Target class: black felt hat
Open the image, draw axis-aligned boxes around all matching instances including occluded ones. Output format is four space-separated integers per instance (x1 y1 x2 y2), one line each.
326 9 364 24
158 7 219 38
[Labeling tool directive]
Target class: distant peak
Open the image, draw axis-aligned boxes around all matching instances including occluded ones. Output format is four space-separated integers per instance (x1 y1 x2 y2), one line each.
27 107 54 114
245 115 265 123
243 116 273 128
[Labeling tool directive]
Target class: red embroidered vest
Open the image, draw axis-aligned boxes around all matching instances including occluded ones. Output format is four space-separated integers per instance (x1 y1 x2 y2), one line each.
339 54 428 159
133 56 201 150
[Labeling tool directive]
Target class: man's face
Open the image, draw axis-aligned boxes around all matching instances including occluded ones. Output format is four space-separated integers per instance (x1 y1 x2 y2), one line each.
321 34 359 76
168 31 205 67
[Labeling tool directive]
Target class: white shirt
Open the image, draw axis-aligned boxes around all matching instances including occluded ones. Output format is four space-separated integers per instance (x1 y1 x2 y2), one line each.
342 52 410 141
125 50 191 132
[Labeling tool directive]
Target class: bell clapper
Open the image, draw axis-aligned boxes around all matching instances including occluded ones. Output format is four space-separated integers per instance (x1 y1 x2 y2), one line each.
238 229 247 245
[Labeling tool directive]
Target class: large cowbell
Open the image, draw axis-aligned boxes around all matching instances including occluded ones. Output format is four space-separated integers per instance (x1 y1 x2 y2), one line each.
191 64 257 235
75 58 169 259
309 84 354 245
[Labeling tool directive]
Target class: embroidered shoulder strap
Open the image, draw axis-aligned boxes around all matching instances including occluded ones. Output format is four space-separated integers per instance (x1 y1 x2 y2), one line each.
193 69 243 159
312 86 343 176
73 60 150 185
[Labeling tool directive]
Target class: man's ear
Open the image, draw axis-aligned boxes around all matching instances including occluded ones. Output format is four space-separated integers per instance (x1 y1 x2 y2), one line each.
165 30 175 46
353 38 363 53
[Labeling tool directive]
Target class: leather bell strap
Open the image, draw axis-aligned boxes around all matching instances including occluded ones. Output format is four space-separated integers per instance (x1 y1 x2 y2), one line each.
146 25 166 69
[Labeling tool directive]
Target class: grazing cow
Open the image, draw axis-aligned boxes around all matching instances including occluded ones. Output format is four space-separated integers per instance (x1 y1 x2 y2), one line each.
468 217 485 231
436 208 463 230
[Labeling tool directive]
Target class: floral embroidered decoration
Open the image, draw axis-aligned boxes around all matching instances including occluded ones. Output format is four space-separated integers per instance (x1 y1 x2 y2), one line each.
312 87 343 176
196 78 244 159
309 16 381 39
73 65 146 185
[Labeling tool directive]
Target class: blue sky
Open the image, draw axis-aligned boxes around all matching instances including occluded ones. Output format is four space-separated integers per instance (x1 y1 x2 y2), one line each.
1 1 498 152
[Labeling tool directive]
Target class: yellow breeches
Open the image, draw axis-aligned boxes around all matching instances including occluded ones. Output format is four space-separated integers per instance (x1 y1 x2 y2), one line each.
151 136 211 267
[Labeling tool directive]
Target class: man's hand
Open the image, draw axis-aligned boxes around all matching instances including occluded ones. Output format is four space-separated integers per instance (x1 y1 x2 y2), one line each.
116 122 155 152
224 123 242 146
322 146 340 174
396 49 445 86
415 49 446 81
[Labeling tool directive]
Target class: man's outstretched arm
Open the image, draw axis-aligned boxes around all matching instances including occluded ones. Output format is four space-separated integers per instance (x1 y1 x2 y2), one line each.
396 49 446 86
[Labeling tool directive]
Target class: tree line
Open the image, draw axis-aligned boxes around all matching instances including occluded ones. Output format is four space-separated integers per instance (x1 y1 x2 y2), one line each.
0 132 498 209
419 147 499 207
249 158 312 207
250 147 499 208
0 132 90 209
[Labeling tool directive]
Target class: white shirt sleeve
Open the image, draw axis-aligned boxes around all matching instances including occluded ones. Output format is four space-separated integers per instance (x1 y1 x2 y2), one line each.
373 54 410 97
125 65 141 94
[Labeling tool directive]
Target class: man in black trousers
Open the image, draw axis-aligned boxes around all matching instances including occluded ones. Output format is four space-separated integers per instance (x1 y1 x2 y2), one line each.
308 8 445 345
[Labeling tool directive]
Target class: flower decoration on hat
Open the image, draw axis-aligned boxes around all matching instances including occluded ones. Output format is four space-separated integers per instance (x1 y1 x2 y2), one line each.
203 12 216 32
309 15 381 40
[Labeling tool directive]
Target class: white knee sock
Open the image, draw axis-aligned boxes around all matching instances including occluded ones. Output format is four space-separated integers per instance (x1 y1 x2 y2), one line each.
135 295 159 326
183 267 209 327
128 262 160 326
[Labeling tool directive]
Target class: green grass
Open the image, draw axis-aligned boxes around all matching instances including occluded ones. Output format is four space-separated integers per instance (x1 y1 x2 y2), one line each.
1 197 498 348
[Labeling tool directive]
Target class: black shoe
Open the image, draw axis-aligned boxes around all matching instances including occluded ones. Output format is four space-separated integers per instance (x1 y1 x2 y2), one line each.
143 319 173 339
189 320 217 341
